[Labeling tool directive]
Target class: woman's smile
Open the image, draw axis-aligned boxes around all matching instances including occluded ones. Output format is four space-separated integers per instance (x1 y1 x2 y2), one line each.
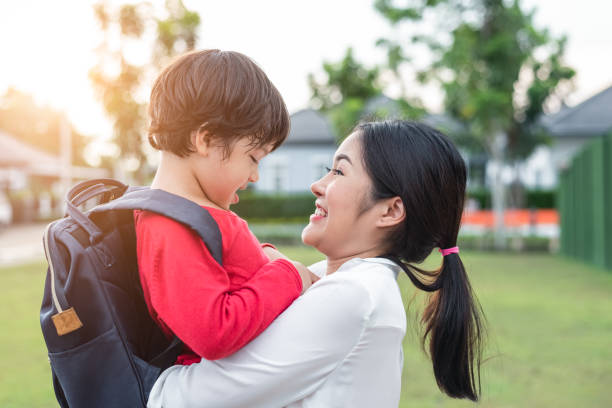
311 202 328 221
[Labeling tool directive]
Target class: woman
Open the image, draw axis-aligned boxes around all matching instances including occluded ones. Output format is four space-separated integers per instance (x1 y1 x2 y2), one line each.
147 120 485 407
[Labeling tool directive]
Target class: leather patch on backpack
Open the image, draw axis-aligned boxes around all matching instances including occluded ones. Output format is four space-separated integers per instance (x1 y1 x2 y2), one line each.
52 307 83 336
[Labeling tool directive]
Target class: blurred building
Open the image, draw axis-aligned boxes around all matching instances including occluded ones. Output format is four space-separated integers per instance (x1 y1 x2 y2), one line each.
255 109 337 193
0 130 108 223
255 86 612 195
365 95 489 189
512 85 612 189
542 85 612 168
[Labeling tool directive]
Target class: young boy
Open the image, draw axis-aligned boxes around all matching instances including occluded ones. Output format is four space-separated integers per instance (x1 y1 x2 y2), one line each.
135 49 316 365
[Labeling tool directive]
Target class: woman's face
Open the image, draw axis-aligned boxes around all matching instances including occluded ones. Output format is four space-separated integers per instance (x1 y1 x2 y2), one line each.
302 132 383 259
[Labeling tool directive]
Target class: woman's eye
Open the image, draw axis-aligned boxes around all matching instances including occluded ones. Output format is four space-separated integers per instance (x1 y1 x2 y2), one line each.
325 166 343 176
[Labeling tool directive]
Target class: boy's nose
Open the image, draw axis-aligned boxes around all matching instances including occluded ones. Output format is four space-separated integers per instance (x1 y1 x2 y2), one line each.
249 167 259 183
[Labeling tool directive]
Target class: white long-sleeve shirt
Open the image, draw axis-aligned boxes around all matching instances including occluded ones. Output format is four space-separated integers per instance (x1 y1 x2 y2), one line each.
147 257 407 408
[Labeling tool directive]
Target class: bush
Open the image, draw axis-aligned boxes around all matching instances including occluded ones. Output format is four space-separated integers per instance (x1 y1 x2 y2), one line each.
526 189 556 208
233 192 314 221
458 233 553 252
467 188 491 209
467 188 556 209
248 223 306 245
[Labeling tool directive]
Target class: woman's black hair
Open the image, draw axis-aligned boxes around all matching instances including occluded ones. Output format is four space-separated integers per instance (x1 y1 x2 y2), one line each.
356 120 485 401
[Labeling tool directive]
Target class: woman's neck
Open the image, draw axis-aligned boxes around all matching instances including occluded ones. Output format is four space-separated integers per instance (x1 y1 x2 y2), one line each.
325 246 384 275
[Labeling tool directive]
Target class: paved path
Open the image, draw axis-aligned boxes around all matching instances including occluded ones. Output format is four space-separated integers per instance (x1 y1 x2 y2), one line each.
0 222 48 266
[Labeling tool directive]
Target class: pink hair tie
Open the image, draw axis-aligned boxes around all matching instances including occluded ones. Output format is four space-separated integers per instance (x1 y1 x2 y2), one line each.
439 246 459 256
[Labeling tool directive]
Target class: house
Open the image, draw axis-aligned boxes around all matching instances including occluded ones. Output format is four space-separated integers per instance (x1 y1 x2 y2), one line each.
511 85 612 189
0 130 108 222
365 95 488 188
541 85 612 169
258 104 488 194
255 109 337 193
256 86 612 195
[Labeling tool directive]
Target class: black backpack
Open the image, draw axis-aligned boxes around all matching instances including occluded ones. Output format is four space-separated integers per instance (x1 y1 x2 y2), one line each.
40 179 223 407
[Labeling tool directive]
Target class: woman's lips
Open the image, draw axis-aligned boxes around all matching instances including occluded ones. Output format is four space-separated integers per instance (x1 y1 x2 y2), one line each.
309 214 325 222
310 206 327 222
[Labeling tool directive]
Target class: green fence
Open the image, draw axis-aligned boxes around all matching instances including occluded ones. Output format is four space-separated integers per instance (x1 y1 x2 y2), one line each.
559 133 612 270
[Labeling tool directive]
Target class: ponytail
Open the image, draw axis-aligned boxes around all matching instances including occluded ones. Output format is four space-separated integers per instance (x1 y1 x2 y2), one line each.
388 253 484 401
359 120 486 401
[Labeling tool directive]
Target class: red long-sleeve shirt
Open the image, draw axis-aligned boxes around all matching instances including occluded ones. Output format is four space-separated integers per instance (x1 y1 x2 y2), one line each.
134 207 302 363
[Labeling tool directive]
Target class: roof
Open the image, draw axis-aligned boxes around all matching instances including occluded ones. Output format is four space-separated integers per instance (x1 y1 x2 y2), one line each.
285 109 336 146
363 95 401 117
0 130 57 170
541 85 612 138
0 130 107 178
422 113 466 136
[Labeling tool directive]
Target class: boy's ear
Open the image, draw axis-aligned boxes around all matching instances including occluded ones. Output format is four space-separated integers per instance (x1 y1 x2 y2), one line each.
375 196 405 228
191 129 213 156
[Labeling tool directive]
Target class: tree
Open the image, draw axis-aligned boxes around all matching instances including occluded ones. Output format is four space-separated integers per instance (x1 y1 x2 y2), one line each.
375 0 575 248
153 0 201 68
0 88 89 166
309 48 383 140
309 47 425 141
90 0 201 182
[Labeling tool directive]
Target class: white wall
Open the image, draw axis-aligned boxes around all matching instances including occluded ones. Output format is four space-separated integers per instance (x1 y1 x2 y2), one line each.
256 145 336 193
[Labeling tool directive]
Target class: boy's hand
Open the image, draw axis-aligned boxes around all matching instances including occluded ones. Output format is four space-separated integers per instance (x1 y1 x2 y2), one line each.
262 246 289 261
291 261 320 294
262 247 319 293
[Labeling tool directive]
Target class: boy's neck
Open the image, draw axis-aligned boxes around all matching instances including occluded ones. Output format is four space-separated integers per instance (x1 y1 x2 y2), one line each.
151 152 223 210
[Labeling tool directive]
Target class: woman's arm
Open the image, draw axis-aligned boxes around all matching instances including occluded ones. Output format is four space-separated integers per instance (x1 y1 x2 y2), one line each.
147 276 372 408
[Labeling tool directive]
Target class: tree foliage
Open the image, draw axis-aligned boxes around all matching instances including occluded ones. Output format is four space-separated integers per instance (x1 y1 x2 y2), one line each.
90 0 200 181
154 0 201 67
309 47 424 140
375 0 575 160
309 48 382 139
0 88 89 166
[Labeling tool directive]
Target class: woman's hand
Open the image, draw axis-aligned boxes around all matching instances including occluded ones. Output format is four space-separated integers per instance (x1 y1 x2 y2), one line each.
263 246 320 294
262 246 289 261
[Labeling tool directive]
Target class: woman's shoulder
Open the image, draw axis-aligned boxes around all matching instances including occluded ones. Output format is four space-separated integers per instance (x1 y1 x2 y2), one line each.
330 258 407 331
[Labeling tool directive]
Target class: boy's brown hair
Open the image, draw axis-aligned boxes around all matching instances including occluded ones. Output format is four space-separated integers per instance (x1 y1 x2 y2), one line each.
148 49 290 157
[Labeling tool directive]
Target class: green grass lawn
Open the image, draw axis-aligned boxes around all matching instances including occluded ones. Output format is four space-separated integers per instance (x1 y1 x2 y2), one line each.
2 250 611 407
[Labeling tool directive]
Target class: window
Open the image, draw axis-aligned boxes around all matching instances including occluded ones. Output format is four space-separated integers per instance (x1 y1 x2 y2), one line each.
311 154 333 182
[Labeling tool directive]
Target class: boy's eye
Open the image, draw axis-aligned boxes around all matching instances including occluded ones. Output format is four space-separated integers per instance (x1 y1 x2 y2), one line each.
325 166 344 176
250 155 259 164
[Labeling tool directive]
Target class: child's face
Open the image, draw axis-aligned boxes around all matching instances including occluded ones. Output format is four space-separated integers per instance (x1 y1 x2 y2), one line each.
194 136 272 210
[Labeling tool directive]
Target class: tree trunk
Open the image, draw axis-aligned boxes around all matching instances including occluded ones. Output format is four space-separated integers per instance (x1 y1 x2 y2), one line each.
490 131 507 250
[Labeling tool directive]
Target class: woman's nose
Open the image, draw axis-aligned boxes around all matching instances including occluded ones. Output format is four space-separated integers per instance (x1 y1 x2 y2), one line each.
310 176 326 197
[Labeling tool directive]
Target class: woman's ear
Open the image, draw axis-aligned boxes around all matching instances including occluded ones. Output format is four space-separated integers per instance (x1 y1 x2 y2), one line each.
376 196 405 228
191 129 212 156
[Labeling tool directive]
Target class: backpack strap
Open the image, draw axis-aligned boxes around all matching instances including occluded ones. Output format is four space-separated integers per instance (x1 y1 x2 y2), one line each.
67 178 128 205
90 188 224 266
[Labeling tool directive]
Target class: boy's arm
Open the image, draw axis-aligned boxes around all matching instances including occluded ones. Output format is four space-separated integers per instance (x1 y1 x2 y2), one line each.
138 214 302 360
147 277 374 408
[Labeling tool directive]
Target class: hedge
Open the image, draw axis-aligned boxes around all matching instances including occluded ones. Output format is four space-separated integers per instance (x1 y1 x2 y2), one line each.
235 188 557 221
467 188 556 209
233 192 314 221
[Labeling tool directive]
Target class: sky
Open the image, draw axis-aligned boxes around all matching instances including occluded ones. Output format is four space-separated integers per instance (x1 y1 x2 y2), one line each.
0 0 610 147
